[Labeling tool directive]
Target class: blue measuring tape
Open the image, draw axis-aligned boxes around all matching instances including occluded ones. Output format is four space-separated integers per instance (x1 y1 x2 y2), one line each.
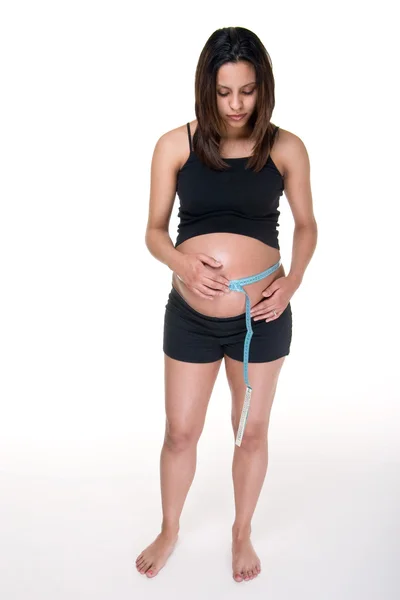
228 259 282 447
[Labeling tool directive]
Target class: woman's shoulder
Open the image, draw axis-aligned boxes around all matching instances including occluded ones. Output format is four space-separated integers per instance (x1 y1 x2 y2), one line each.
154 122 195 171
272 127 310 177
275 126 304 143
159 121 196 144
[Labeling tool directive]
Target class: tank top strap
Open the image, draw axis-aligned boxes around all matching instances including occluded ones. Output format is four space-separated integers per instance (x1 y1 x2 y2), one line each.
186 122 193 153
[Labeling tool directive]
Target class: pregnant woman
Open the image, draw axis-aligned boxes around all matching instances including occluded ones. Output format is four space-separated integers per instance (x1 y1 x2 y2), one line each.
137 26 318 582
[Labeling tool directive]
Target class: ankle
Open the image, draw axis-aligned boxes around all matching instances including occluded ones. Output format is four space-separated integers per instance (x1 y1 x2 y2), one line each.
161 522 180 537
232 523 251 540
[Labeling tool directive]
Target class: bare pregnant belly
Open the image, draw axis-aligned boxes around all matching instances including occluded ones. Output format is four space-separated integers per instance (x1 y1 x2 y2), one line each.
172 233 286 318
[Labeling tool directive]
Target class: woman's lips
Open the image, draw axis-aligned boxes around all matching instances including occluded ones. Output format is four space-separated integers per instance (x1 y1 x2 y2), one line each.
227 114 246 121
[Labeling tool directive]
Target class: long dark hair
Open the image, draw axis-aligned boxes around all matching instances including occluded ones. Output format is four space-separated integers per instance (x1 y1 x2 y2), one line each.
193 27 278 173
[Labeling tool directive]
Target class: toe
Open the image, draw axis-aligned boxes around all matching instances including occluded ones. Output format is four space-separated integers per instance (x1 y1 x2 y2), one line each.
234 572 243 582
142 563 152 573
146 567 155 577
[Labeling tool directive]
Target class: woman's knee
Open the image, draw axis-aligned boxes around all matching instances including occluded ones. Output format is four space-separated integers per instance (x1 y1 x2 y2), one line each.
164 419 201 450
231 418 269 449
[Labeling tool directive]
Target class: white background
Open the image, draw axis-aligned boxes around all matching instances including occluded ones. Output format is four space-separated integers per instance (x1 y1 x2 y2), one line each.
1 0 399 598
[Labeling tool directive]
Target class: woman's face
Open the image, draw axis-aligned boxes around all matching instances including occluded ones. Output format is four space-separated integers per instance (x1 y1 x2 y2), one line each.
216 61 258 132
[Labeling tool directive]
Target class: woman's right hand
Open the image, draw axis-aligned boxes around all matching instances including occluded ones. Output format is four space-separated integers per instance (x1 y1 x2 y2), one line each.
175 253 231 300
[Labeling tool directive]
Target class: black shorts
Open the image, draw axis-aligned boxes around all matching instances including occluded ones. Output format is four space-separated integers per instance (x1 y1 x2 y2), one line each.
163 286 292 364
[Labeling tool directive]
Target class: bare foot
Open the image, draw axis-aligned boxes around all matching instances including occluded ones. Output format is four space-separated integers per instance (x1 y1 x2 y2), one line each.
232 535 261 582
135 531 179 578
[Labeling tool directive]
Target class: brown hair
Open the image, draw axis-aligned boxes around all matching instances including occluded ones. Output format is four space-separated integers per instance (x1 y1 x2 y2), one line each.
193 27 278 173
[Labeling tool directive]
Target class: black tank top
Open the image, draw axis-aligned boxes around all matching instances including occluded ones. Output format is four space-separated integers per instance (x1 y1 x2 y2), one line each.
174 122 284 250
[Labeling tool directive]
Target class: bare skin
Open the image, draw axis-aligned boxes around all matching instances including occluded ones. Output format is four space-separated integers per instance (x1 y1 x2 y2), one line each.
232 528 261 581
135 352 285 581
135 530 179 578
228 353 285 581
136 357 223 578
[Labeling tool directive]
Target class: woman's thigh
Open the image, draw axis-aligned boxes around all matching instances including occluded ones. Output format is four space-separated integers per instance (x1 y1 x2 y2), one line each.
164 355 223 441
163 287 226 439
225 354 286 439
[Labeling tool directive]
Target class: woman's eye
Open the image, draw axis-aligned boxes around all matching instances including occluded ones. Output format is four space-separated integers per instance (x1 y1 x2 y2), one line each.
218 90 255 97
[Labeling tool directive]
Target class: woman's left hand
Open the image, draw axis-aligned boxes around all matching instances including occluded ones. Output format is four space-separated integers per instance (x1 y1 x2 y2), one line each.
250 276 298 322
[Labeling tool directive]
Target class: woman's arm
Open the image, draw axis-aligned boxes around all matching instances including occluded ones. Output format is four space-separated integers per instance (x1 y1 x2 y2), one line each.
144 130 185 274
282 130 318 288
249 131 317 321
145 227 184 274
287 225 318 289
